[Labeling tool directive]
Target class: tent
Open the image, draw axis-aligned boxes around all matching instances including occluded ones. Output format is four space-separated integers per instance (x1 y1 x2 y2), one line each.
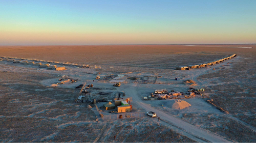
172 100 191 110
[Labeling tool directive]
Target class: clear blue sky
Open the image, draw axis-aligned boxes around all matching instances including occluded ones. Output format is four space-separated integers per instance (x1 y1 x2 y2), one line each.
0 0 256 45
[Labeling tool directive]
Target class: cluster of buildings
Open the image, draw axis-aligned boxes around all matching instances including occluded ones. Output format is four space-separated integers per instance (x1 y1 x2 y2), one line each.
145 88 205 100
0 56 91 71
144 89 184 100
176 54 237 70
104 97 132 113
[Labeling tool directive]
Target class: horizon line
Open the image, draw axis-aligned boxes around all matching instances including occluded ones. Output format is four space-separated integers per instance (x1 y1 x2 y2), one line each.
0 43 256 46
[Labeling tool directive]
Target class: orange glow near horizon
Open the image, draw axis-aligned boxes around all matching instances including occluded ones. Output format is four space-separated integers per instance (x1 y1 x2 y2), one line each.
1 1 256 45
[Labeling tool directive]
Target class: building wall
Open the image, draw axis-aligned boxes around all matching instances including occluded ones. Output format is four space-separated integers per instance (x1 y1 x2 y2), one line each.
105 106 115 110
115 100 121 106
56 67 66 71
117 106 131 113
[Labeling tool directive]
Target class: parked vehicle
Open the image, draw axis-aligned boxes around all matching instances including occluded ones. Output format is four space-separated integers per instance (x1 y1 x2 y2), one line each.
147 111 157 117
113 82 121 87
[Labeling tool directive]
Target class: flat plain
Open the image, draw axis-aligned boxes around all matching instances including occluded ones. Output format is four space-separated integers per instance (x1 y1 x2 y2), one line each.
0 45 255 142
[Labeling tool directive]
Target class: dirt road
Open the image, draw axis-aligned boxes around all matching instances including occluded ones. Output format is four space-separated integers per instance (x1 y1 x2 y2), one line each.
118 84 230 142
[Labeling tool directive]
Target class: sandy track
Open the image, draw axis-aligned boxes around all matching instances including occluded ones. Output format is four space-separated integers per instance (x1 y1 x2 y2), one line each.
119 84 230 142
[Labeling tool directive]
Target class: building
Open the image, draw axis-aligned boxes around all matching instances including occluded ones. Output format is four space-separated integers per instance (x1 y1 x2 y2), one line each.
112 98 132 113
55 67 66 71
114 98 130 106
189 65 199 69
199 64 206 68
176 66 190 70
117 105 132 113
207 63 213 66
47 65 66 71
104 102 116 110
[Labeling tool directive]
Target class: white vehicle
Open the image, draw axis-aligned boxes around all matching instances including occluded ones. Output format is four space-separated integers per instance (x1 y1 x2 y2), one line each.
147 111 157 117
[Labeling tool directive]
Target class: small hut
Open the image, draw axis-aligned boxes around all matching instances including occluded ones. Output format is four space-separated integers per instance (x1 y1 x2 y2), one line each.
202 64 208 67
215 61 220 64
199 64 206 68
207 63 213 66
176 66 190 70
189 65 199 69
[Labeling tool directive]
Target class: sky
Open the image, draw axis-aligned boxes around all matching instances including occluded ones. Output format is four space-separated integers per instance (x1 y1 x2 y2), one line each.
0 0 256 45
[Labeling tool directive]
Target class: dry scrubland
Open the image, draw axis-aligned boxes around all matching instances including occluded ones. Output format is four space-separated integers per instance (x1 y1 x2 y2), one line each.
0 69 195 142
0 45 256 142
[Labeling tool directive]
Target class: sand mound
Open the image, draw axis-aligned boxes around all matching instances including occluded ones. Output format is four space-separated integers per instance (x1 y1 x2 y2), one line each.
184 80 197 86
51 84 58 87
184 80 196 84
172 100 191 110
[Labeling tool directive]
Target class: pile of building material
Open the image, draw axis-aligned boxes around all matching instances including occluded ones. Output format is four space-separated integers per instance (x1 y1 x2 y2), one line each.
147 89 184 100
147 87 205 100
172 100 191 110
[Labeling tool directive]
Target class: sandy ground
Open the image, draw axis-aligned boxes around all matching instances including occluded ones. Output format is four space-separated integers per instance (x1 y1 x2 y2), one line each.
0 45 256 142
